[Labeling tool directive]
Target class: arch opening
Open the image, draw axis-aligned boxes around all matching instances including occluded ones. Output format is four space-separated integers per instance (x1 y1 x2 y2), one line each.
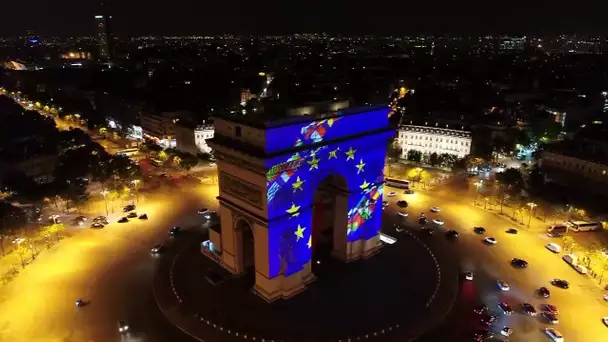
311 173 348 272
236 218 255 271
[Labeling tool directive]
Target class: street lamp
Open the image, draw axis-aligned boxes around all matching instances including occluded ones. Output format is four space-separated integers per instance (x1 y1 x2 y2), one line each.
527 202 538 228
474 180 483 193
131 180 140 204
100 190 109 216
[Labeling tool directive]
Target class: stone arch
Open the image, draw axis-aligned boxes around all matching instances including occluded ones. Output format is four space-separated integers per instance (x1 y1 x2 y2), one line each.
234 216 256 270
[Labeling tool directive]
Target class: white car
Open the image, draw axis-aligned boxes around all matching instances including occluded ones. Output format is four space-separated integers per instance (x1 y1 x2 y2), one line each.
484 237 497 244
603 294 608 302
150 244 163 254
497 280 510 291
465 271 474 280
544 328 564 342
432 219 444 225
430 207 440 212
398 212 408 218
573 264 588 275
603 317 608 326
387 191 397 197
382 201 389 207
546 243 562 253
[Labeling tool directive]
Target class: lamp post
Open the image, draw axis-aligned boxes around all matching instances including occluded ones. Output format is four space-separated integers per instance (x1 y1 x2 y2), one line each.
100 190 109 216
131 180 140 204
527 202 538 228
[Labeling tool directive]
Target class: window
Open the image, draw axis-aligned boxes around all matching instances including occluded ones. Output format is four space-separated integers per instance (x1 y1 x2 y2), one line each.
235 126 242 137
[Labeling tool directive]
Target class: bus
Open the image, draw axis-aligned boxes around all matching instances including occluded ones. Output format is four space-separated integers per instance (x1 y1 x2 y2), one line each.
568 221 601 232
385 178 410 189
116 148 139 157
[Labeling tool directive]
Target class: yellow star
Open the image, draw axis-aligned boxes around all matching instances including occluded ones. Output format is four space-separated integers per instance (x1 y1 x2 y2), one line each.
307 235 312 248
346 147 357 161
360 179 370 189
292 176 305 192
308 156 319 170
328 148 339 159
294 224 306 241
309 149 317 158
286 203 301 217
356 159 366 174
327 118 335 127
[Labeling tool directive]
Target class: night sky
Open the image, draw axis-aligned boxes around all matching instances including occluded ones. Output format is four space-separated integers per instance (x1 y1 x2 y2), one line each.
2 0 608 37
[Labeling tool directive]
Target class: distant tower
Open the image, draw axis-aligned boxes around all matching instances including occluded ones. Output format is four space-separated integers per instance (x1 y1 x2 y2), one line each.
94 0 113 61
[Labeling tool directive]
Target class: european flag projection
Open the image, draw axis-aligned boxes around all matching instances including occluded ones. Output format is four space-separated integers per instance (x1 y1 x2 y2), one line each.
264 106 394 278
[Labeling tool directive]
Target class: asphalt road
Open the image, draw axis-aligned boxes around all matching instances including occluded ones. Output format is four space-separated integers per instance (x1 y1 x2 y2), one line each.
0 181 218 342
384 182 608 342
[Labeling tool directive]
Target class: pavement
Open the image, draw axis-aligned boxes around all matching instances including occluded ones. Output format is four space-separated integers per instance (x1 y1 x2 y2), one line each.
153 215 460 342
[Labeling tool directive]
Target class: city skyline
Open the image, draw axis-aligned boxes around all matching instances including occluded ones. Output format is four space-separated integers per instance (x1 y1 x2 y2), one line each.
2 1 608 37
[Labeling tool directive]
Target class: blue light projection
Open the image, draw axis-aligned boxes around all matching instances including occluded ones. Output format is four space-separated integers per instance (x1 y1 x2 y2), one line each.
264 106 394 278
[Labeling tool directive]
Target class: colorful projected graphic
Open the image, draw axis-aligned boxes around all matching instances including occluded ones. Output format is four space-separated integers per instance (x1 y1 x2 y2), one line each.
264 106 394 278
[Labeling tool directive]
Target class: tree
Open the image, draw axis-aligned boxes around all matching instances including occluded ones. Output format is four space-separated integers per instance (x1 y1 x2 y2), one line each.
0 202 27 256
44 222 65 242
179 153 199 174
158 150 169 161
562 236 574 252
406 150 422 163
15 244 31 268
429 153 439 166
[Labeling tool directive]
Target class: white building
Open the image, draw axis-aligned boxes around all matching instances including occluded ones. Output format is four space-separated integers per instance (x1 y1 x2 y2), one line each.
397 124 472 158
175 122 214 155
194 124 214 154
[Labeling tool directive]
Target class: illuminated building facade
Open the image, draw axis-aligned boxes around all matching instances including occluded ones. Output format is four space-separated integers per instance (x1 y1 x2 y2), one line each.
94 1 113 61
397 124 472 158
205 106 394 301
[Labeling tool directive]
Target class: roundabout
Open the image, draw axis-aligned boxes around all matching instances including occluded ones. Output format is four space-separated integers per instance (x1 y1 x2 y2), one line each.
155 223 459 342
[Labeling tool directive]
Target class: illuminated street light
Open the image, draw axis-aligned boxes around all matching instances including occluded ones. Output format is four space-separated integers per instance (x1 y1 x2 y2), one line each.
100 190 109 216
131 180 140 204
527 202 538 228
474 180 483 193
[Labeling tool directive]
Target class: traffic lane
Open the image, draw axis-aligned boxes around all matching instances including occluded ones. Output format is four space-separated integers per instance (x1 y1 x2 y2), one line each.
79 190 217 341
387 192 608 341
429 205 608 341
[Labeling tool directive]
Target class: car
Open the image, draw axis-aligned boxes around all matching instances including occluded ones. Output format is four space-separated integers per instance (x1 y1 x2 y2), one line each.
543 304 559 314
127 212 138 218
430 207 440 212
573 264 588 274
473 304 487 314
382 201 389 207
484 237 497 244
604 294 608 302
118 320 129 333
542 311 559 324
473 329 494 341
418 216 428 225
387 191 397 197
521 303 537 315
404 189 414 194
421 227 435 236
603 317 608 327
139 213 148 220
511 258 528 268
91 222 105 229
500 327 513 337
198 208 210 215
498 302 513 315
546 243 562 253
506 228 518 234
480 314 497 326
93 216 108 224
118 217 129 223
465 271 474 281
497 280 510 291
473 226 486 234
538 286 551 298
432 219 445 225
205 268 225 286
551 279 569 289
544 328 564 342
169 226 181 236
75 216 87 221
396 200 408 208
150 244 163 254
398 212 409 218
123 204 136 212
446 230 459 239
